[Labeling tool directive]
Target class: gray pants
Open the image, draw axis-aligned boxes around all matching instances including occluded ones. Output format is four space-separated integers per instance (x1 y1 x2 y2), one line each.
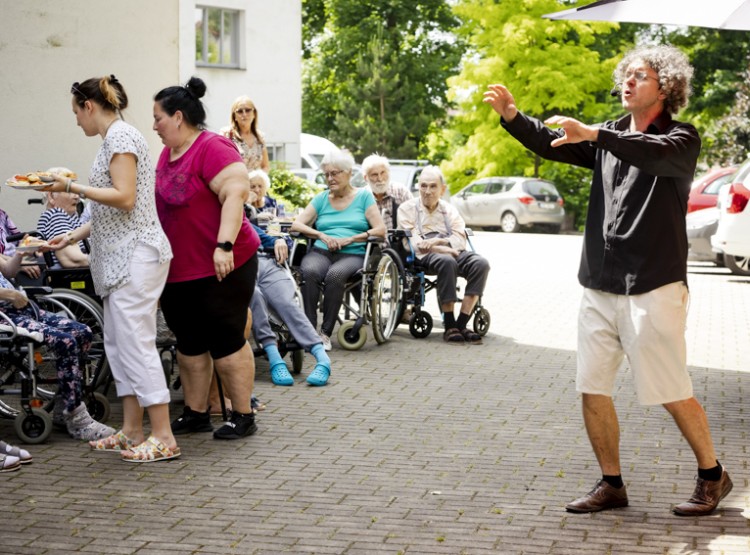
419 251 490 306
251 255 321 350
300 248 364 336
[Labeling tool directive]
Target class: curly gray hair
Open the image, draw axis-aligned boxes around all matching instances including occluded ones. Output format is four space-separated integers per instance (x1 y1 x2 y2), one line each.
613 45 693 115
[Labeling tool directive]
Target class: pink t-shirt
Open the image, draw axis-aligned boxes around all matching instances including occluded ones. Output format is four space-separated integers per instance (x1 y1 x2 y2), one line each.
155 131 259 282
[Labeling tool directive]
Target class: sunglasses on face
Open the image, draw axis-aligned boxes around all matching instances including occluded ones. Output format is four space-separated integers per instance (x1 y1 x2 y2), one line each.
235 107 255 115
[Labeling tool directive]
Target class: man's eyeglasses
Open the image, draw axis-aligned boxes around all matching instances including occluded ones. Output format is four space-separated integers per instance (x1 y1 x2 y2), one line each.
235 107 255 115
323 170 344 179
623 70 659 84
71 82 87 99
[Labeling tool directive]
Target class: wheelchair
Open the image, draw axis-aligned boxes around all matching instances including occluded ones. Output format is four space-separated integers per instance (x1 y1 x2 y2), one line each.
388 228 491 339
0 289 111 443
289 233 404 350
8 231 111 411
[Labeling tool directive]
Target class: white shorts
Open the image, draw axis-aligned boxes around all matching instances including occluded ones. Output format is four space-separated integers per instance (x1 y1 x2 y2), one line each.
576 282 693 405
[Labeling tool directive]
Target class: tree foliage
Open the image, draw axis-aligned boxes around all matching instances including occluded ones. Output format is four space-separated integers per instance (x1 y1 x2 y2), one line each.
432 0 633 228
301 0 465 159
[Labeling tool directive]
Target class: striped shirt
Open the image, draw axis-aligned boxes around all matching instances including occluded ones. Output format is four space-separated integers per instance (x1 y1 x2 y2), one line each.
37 208 85 268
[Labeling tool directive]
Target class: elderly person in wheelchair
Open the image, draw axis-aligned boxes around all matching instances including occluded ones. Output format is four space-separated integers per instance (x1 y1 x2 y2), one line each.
250 223 332 386
397 166 490 345
0 247 113 441
291 148 386 350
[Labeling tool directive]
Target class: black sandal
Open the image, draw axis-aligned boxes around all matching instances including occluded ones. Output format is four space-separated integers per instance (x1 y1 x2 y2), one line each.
460 328 483 344
443 327 465 344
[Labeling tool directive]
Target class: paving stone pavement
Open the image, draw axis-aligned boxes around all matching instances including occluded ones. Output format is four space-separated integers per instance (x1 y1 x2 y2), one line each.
2 232 749 555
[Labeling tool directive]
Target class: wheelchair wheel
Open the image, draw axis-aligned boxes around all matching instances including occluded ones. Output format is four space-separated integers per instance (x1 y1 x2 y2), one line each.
337 320 367 350
473 307 491 337
85 391 111 423
371 250 404 345
409 311 432 339
291 349 304 374
14 408 53 444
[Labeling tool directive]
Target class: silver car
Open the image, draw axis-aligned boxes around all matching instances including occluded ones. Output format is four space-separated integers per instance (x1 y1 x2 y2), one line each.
451 177 565 233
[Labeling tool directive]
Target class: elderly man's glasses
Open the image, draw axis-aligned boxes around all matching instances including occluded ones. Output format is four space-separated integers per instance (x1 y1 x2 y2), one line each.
235 107 255 115
623 70 659 84
323 170 344 179
70 82 87 99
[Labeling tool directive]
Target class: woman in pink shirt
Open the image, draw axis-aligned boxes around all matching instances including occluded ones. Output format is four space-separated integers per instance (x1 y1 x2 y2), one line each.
153 77 260 440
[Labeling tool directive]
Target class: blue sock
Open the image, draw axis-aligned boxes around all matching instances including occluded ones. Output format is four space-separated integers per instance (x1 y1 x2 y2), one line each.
263 343 284 366
311 343 330 367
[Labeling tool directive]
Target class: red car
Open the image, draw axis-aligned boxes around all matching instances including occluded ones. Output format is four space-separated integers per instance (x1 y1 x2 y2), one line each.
687 166 738 213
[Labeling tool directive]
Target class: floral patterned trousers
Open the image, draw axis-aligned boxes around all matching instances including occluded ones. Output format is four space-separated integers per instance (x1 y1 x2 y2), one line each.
3 306 92 412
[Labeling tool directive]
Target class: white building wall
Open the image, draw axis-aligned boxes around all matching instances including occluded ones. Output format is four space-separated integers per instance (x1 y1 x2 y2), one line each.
0 0 301 230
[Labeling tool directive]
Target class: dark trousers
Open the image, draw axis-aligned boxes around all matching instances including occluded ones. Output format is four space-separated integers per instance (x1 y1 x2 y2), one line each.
419 251 490 306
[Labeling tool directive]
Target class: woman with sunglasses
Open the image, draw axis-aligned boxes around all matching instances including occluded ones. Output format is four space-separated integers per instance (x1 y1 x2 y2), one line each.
223 96 270 172
47 75 178 462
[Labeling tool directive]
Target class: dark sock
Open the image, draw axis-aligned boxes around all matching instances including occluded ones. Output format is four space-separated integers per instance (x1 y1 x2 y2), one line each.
698 460 722 481
444 312 456 329
456 312 470 330
602 474 624 489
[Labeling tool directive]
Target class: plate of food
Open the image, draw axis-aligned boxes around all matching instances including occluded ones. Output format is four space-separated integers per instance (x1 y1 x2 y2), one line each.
5 170 78 190
15 236 49 253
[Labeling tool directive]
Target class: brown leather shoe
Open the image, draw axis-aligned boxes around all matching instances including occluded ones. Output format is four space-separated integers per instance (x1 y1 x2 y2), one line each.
566 480 629 513
672 467 733 516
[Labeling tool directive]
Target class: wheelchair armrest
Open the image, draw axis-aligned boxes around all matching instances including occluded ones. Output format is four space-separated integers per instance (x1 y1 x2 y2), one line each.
388 229 412 240
465 228 475 237
20 286 53 298
367 235 385 243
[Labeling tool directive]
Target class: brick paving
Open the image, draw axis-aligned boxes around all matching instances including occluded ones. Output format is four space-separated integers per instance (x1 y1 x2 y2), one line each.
2 232 749 554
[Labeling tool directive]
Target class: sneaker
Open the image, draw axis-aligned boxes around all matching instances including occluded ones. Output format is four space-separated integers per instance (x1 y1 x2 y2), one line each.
213 411 257 440
270 361 294 386
320 334 332 351
673 467 733 516
64 403 116 442
0 440 32 464
171 406 214 435
565 480 629 513
306 364 330 386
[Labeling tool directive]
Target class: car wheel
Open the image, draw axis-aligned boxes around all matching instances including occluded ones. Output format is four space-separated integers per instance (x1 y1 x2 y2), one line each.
500 211 519 233
723 254 750 276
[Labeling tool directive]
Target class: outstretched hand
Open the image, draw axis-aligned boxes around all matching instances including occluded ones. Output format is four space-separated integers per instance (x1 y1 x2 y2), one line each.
544 116 599 147
483 84 518 122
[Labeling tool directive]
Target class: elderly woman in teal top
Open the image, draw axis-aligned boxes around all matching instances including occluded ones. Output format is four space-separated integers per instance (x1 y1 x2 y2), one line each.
291 148 385 350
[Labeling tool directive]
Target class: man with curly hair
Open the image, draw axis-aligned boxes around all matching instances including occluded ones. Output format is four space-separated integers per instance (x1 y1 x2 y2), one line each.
484 44 732 516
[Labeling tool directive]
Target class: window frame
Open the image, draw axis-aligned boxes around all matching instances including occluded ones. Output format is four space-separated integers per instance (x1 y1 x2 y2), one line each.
195 6 241 69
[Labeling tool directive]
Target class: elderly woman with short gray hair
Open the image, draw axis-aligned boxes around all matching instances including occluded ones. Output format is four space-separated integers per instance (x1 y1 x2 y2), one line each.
291 148 385 351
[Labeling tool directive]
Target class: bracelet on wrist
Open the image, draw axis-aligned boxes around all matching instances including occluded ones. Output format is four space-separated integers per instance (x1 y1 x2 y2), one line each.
78 185 87 200
65 179 72 193
66 231 74 245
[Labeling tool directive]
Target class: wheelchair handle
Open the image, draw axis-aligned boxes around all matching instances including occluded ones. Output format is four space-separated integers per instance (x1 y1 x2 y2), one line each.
6 231 43 243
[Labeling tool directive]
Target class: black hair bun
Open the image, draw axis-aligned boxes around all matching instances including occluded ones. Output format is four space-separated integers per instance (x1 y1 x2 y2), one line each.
185 76 207 99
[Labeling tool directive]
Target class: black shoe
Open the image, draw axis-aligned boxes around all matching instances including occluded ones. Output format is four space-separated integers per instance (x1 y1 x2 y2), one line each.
171 406 213 435
213 411 257 440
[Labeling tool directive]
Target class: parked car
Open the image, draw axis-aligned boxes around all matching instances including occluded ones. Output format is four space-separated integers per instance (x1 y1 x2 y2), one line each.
712 158 750 273
687 166 738 213
451 176 565 233
388 160 429 196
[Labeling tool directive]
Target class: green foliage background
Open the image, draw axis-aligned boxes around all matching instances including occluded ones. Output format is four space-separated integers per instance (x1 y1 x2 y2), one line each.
302 0 750 230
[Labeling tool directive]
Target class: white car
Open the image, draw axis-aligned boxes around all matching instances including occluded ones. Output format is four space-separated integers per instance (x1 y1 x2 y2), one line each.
712 158 750 264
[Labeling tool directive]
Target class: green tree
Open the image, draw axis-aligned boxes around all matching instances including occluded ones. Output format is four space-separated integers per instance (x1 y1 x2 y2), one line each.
302 0 464 159
433 0 634 229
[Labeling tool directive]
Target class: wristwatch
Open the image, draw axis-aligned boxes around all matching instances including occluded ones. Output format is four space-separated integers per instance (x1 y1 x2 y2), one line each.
216 241 233 252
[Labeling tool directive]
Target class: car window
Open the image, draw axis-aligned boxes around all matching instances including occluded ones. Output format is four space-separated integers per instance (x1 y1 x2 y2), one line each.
523 180 560 197
704 173 736 195
487 181 506 194
465 183 487 195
